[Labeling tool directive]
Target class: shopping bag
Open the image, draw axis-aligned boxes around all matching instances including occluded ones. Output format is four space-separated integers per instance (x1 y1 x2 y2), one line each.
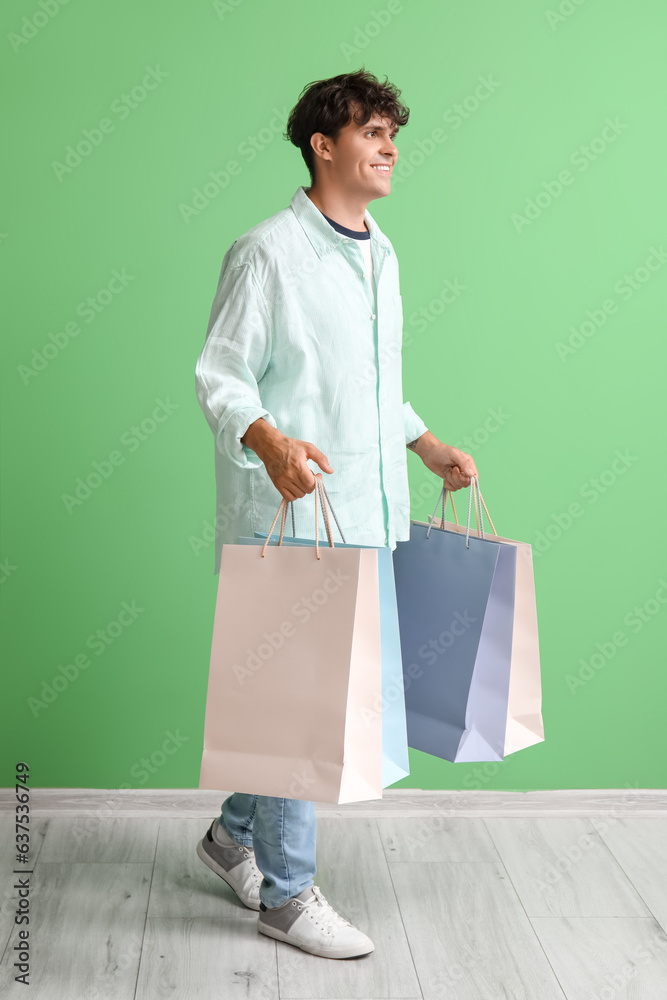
415 479 544 755
247 524 410 789
198 474 384 804
392 479 517 762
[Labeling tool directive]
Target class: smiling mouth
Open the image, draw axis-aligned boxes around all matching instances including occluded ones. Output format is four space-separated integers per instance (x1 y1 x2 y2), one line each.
370 164 392 173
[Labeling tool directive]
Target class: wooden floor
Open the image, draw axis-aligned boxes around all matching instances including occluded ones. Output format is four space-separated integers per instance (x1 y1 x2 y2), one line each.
1 791 667 999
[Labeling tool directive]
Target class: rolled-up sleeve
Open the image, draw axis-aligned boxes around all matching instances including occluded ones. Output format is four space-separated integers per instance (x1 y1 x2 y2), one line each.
195 259 278 469
403 400 428 445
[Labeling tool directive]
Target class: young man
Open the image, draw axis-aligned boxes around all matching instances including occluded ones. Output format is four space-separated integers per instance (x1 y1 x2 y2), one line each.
194 69 477 960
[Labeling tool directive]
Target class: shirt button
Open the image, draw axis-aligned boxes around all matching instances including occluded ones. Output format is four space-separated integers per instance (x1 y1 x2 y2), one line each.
371 313 376 320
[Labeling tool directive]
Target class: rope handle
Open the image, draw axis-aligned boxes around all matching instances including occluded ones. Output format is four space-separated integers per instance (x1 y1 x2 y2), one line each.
426 475 497 549
465 475 497 548
426 487 459 537
260 473 345 560
471 476 497 536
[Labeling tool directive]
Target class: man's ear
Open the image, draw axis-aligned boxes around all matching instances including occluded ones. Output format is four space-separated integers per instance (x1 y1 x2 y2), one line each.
310 131 333 165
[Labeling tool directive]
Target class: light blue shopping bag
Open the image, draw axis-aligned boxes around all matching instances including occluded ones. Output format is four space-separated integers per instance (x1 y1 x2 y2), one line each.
238 530 410 788
392 487 517 763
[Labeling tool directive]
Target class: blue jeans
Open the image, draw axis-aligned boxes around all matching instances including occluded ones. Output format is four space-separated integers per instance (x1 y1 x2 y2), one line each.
219 793 317 909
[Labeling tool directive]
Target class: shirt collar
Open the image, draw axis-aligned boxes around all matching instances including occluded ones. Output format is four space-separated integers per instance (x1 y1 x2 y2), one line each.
290 185 391 260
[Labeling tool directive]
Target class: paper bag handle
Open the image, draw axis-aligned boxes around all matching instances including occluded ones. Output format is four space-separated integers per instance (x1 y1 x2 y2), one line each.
468 477 497 542
426 475 498 549
260 473 345 560
425 486 460 534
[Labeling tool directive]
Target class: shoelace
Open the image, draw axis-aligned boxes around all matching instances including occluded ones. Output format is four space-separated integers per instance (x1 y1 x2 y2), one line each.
296 885 352 935
235 843 262 887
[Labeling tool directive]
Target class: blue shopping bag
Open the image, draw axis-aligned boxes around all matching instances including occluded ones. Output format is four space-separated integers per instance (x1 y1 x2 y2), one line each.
392 500 516 763
240 530 410 788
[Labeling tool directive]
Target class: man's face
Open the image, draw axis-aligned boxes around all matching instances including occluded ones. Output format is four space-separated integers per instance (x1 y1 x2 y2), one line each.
312 105 399 199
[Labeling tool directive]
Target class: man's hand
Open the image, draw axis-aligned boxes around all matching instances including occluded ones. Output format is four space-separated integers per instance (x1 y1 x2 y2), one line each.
407 431 478 490
241 417 333 501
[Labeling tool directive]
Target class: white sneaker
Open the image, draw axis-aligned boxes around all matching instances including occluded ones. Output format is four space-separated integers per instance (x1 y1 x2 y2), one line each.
196 818 262 910
257 884 375 959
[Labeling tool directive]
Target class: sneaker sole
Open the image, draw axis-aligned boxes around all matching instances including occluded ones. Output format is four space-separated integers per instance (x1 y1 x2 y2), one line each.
257 919 375 959
196 838 261 911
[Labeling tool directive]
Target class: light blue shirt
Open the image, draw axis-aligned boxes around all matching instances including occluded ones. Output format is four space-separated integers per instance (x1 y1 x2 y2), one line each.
195 185 429 575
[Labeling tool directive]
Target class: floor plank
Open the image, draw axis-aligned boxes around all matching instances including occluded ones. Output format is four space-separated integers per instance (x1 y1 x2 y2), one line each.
0 861 153 999
591 817 667 932
390 860 566 1000
485 817 651 917
377 816 499 863
134 818 280 1000
531 916 667 999
39 816 160 863
274 817 422 999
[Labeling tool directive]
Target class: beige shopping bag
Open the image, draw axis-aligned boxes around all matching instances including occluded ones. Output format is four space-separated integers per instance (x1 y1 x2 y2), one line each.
414 479 544 755
198 474 383 804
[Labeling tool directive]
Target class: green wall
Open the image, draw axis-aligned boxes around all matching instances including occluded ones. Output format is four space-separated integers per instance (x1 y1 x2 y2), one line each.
2 0 665 793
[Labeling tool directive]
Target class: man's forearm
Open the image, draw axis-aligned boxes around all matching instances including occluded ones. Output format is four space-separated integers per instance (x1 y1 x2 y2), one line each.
407 429 438 460
241 416 286 461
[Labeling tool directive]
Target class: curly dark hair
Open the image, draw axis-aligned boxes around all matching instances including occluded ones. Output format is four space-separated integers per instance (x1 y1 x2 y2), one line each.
284 67 410 184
